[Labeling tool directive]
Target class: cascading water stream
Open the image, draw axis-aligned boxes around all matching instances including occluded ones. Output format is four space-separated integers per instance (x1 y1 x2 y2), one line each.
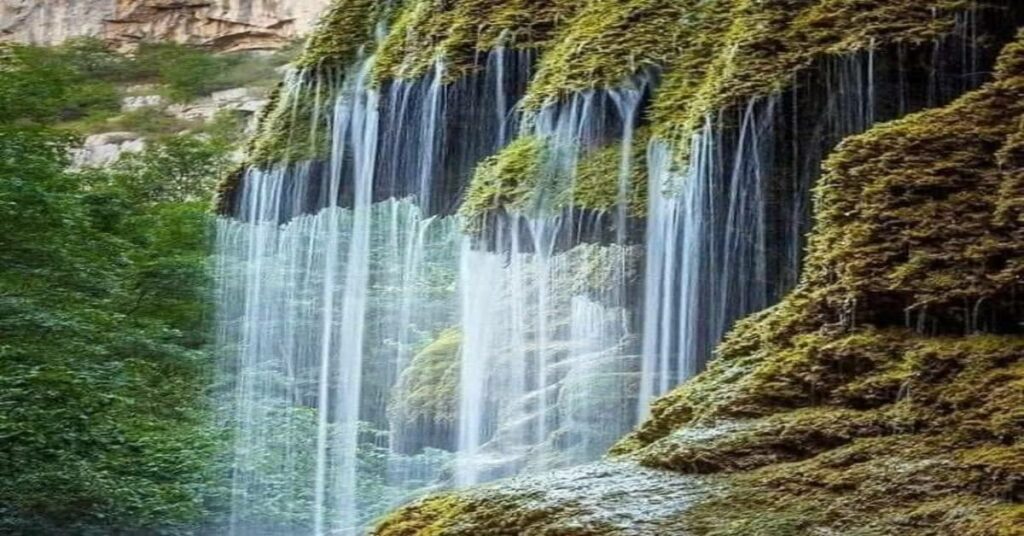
216 47 536 533
454 82 648 485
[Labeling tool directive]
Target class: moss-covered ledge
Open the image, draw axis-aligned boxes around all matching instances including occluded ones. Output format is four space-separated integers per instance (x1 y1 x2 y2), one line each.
295 0 392 69
371 0 582 83
648 0 974 145
215 0 390 188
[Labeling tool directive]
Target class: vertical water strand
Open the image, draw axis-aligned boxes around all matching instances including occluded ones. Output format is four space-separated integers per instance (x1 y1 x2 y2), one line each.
417 60 445 212
491 41 509 145
676 123 714 383
637 142 671 416
455 241 499 486
332 56 380 533
312 65 348 536
610 83 644 246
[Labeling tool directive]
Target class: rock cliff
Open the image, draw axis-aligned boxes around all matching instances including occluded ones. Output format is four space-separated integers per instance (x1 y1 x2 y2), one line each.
0 0 330 50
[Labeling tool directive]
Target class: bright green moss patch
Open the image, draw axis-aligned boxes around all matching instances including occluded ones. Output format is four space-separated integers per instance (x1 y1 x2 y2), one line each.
458 130 649 231
374 493 473 536
572 129 650 217
458 136 547 231
522 0 689 107
388 328 461 428
295 0 389 69
371 0 583 83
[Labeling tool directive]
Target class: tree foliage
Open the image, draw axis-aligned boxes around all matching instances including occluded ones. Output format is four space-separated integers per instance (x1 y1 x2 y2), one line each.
0 43 232 533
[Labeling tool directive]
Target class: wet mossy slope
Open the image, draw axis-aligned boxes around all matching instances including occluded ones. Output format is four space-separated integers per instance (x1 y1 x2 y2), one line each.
374 28 1024 536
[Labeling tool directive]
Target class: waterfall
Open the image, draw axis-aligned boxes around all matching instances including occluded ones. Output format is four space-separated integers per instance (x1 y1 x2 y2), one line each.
214 6 1004 531
216 49 533 533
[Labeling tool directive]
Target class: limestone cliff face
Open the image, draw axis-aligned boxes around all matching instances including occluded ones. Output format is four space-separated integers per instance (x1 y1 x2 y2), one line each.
0 0 330 50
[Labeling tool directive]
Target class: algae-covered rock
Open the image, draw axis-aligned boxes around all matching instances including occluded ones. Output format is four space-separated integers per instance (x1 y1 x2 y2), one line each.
375 461 714 535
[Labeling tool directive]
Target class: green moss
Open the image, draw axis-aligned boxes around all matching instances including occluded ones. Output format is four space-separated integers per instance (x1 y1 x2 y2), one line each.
515 0 974 149
243 70 340 168
295 0 389 69
572 129 650 216
804 27 1024 318
388 328 461 428
372 0 583 83
649 0 969 146
522 0 689 107
458 136 547 231
458 130 649 232
229 0 392 171
682 436 1024 536
374 493 472 536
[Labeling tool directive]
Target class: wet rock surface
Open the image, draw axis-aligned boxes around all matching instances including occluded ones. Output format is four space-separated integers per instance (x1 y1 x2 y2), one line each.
375 462 714 535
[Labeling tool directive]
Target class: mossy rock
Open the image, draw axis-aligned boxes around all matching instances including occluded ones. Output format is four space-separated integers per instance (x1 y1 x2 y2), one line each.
295 0 390 69
805 26 1024 324
458 136 548 232
371 0 583 83
388 328 462 429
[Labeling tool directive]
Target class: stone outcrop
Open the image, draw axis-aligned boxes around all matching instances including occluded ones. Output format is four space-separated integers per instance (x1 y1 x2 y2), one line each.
71 131 145 168
0 0 331 51
166 86 268 127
